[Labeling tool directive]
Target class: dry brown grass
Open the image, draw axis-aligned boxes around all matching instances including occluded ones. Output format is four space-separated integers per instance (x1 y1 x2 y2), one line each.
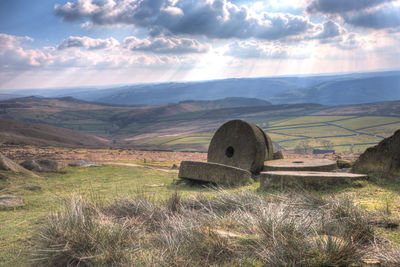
32 190 398 266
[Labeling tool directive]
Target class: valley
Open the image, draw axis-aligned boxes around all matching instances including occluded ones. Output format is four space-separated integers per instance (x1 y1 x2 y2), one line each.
0 96 399 153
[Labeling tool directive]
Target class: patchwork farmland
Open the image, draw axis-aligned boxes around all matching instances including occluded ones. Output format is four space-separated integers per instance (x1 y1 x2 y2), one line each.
130 115 400 153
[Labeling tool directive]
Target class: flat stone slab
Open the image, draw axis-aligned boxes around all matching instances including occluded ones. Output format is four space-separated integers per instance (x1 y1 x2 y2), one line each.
263 158 337 172
259 171 367 189
0 195 24 208
179 161 251 186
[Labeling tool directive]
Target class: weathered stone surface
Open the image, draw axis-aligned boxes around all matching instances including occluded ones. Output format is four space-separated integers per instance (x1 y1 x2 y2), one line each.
0 153 37 177
207 120 267 173
21 159 60 172
256 125 274 160
179 161 251 186
352 129 400 177
0 195 24 208
259 171 367 189
273 150 284 160
263 158 337 172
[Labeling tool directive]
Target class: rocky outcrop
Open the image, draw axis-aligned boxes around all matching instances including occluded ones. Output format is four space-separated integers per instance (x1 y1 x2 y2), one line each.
273 150 284 160
0 153 37 176
21 159 60 172
352 130 400 177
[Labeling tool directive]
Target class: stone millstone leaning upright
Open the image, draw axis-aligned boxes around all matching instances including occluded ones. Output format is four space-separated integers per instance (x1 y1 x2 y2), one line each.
178 120 274 185
207 120 273 174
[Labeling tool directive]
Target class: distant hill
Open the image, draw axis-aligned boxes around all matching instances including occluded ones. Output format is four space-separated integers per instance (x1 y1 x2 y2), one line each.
0 94 22 101
73 78 306 105
313 100 400 116
0 96 273 137
111 97 272 124
75 71 400 106
0 96 120 110
271 74 400 105
4 70 400 106
179 97 271 109
0 118 110 147
0 73 353 105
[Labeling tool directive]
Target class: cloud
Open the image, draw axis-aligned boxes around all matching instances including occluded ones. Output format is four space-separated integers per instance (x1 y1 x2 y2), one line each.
0 33 33 50
336 33 362 49
224 40 313 59
54 0 101 21
343 6 400 29
313 20 343 40
0 33 208 71
55 0 314 40
123 36 210 54
225 41 289 59
57 36 119 50
305 20 363 49
306 0 394 14
0 34 51 69
306 0 400 30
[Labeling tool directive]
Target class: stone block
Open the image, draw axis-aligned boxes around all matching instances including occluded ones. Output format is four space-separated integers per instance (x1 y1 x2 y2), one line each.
259 171 367 190
263 158 337 172
179 161 252 186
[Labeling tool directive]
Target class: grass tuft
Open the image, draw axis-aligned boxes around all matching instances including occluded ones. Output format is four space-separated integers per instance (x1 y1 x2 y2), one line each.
33 196 136 266
32 190 397 266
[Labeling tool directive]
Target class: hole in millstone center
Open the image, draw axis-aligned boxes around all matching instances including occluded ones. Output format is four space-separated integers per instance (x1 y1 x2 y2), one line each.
225 146 234 158
292 161 304 164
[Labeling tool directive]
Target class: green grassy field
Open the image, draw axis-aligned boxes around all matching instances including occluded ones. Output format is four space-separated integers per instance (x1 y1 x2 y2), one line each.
1 163 399 266
131 132 213 151
0 165 256 265
259 115 400 153
129 115 400 153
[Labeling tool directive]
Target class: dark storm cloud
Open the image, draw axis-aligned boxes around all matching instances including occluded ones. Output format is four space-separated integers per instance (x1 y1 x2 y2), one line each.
314 20 341 39
306 0 400 30
55 0 314 40
306 0 394 14
343 6 400 29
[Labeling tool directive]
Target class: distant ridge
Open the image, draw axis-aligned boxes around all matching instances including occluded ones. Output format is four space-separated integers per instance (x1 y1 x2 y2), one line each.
68 70 400 106
270 74 400 105
5 70 398 106
0 118 110 147
0 94 23 101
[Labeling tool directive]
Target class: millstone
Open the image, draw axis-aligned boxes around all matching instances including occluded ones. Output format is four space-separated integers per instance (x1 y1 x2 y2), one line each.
207 120 267 173
259 171 367 189
256 125 274 161
263 158 337 172
179 161 251 186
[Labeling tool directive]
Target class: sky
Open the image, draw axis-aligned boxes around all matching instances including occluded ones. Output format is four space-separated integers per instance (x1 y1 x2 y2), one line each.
0 0 400 89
